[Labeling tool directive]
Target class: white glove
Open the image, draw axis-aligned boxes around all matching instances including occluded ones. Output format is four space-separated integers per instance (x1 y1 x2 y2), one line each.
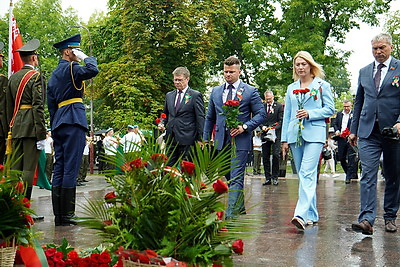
36 139 46 150
72 48 88 61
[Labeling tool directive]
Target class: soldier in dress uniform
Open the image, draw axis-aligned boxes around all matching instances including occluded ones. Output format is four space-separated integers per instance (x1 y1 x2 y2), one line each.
0 42 7 164
48 34 99 226
5 39 47 214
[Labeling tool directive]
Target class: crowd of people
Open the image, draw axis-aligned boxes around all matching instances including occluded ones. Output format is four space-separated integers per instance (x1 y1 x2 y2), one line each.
1 31 399 236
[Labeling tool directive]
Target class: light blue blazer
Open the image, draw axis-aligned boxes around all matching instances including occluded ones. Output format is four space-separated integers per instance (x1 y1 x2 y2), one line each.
281 77 334 144
203 81 266 151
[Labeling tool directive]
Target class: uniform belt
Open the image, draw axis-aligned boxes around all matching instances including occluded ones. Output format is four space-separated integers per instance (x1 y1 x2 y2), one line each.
20 104 33 109
58 98 83 108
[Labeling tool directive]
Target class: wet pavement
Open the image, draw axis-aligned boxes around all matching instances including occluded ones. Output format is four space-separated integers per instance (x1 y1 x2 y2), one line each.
30 172 400 266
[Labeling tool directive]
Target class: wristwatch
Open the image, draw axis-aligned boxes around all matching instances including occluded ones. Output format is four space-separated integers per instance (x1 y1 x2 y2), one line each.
242 124 248 131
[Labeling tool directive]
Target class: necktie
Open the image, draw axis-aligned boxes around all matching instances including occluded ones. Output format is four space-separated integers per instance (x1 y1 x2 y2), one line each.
374 63 385 92
227 84 234 101
267 104 271 114
175 90 182 111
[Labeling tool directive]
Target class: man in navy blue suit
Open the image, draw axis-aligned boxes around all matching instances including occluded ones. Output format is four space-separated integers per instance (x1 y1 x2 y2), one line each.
350 33 400 235
48 34 99 226
203 56 266 219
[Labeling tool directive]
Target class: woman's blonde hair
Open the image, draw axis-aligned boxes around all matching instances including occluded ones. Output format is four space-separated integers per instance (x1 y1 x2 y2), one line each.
292 51 325 80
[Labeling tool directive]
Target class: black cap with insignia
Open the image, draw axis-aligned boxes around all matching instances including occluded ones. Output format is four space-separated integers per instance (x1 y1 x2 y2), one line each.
53 34 81 50
16 39 40 57
0 41 4 58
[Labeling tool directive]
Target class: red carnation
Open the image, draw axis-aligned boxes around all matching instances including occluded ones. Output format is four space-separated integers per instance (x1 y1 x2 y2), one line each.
120 162 132 172
105 191 117 203
213 179 228 194
0 164 4 171
232 239 244 254
23 197 30 208
45 248 56 258
53 251 63 262
185 186 192 198
151 153 168 163
340 128 351 139
25 214 34 227
90 252 100 263
67 250 79 259
216 211 224 221
160 113 167 119
15 181 24 193
155 118 161 124
181 161 195 175
200 182 207 190
99 251 111 263
130 158 145 169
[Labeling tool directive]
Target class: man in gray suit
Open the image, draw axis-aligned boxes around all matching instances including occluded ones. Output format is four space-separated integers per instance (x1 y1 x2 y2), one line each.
160 67 205 166
204 56 266 219
350 33 400 235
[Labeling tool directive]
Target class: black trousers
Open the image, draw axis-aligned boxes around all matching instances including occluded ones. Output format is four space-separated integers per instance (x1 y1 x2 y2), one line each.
262 140 281 181
337 137 358 179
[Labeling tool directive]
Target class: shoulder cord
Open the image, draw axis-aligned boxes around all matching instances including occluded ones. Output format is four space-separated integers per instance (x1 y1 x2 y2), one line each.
70 62 85 91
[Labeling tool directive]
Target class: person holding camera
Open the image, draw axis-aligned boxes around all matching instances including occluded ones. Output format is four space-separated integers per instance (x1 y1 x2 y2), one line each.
350 33 400 235
261 90 283 186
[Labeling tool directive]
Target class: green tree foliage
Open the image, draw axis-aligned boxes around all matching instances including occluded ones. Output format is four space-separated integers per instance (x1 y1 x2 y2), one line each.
241 0 390 98
384 12 400 59
91 0 234 130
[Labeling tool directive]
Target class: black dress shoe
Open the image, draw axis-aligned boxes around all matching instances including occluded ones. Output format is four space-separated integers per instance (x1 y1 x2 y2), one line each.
77 182 86 186
345 178 350 184
32 215 44 221
82 179 89 183
385 219 397 232
263 180 271 185
352 219 373 235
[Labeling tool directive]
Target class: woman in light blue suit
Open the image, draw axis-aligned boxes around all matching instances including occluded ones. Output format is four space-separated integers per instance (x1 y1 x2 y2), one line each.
281 51 334 230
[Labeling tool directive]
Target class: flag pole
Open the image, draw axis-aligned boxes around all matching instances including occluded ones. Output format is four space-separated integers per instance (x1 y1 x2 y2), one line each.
8 0 13 78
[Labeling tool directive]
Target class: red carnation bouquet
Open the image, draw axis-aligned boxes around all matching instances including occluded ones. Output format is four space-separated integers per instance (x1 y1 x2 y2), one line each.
155 113 167 126
340 128 351 139
0 163 36 246
293 88 311 147
79 138 253 266
221 100 241 129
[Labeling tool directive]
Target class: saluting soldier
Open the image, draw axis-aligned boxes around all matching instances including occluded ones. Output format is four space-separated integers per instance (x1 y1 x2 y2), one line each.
0 42 7 164
48 34 99 226
5 39 47 209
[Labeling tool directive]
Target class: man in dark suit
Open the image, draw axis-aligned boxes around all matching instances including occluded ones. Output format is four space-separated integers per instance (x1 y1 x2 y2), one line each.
333 100 358 184
350 33 400 235
48 34 99 226
261 90 283 186
160 67 204 166
204 56 266 219
6 39 46 202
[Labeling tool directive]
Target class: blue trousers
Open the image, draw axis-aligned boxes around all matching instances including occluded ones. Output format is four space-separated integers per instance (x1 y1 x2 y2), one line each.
357 124 400 225
224 149 248 218
290 140 323 222
52 124 86 188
